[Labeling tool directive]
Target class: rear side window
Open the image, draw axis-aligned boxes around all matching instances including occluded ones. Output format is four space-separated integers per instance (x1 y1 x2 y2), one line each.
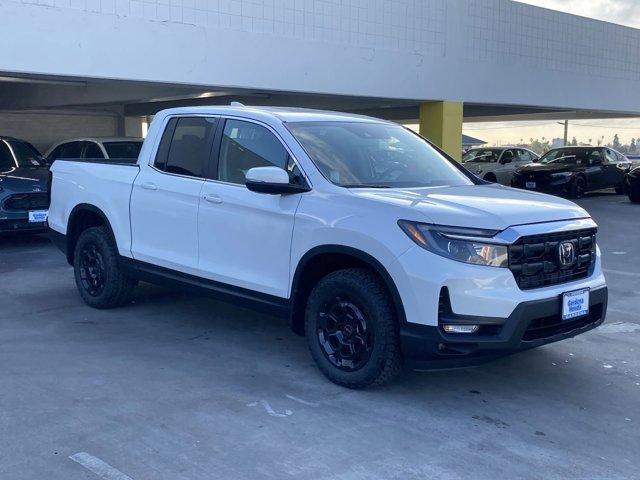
154 117 217 178
103 141 142 159
83 142 105 159
217 119 290 185
0 142 14 170
58 142 83 159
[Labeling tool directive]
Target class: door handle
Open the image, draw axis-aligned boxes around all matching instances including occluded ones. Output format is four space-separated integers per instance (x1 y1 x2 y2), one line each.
203 193 223 204
142 182 158 191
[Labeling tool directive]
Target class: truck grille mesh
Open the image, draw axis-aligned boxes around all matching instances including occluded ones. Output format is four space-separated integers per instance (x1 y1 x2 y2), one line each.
508 228 596 290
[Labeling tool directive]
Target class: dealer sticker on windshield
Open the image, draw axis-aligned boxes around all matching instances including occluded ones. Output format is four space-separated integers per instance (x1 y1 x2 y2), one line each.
562 288 590 321
526 181 537 189
28 210 48 223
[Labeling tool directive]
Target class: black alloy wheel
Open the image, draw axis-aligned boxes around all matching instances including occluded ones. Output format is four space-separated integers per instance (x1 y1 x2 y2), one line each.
79 242 106 297
317 294 374 372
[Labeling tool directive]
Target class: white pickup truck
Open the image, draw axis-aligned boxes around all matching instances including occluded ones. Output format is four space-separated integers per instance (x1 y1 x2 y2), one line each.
49 105 608 388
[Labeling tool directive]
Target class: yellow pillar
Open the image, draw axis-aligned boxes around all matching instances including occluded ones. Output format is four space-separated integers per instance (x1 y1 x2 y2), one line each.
419 101 463 161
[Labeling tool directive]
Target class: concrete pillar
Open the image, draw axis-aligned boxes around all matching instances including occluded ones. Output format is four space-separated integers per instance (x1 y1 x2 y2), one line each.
124 116 144 137
419 101 463 161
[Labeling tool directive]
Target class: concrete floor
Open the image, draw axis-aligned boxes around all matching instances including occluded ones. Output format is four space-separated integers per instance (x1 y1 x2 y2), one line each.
0 192 638 480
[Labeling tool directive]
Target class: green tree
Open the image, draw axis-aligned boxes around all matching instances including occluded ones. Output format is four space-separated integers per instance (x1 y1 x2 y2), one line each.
571 137 578 146
630 138 637 153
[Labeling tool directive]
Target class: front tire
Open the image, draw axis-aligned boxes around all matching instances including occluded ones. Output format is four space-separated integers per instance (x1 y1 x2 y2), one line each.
304 268 402 389
73 226 136 309
569 176 586 199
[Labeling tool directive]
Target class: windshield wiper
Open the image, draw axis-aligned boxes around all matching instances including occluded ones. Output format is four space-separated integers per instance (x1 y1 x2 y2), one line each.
341 183 391 188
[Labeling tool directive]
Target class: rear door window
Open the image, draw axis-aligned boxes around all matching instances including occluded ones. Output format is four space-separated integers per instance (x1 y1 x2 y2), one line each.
157 117 217 178
83 142 105 159
58 142 84 159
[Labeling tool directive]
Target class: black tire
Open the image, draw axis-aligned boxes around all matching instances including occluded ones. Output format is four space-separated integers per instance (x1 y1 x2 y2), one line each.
73 226 136 309
483 173 497 183
630 189 640 203
304 268 402 389
569 176 586 199
614 184 626 195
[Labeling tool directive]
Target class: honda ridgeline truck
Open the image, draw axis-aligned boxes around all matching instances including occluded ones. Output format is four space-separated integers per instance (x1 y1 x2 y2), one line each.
48 106 608 388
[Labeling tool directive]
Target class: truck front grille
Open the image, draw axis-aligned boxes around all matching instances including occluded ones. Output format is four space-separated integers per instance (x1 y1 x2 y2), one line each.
3 193 50 211
508 228 596 290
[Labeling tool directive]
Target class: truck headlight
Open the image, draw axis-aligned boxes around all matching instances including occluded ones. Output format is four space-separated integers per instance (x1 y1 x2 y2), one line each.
398 221 509 267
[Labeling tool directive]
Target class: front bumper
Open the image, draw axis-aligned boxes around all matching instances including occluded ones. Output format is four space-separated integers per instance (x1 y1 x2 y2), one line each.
511 177 572 195
401 286 608 369
0 215 48 233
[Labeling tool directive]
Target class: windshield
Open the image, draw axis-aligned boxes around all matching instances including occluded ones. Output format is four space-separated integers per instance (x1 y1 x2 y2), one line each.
8 140 44 167
540 148 601 165
287 122 473 188
103 141 143 159
463 149 502 163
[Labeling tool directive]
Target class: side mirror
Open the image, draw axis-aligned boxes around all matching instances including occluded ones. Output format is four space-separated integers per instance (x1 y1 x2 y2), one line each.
245 166 310 195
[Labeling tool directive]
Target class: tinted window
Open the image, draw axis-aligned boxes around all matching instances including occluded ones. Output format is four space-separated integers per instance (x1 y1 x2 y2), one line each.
540 148 602 165
0 142 15 170
103 141 143 159
47 145 63 162
58 142 84 159
7 141 43 167
288 122 472 188
218 120 290 185
83 142 104 159
605 149 617 163
516 149 532 162
163 117 217 177
463 149 501 163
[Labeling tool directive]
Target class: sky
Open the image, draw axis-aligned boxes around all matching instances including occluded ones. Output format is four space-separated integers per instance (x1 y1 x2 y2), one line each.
464 1 640 147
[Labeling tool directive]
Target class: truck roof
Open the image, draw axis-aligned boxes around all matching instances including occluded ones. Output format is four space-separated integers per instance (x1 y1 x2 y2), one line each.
157 105 389 124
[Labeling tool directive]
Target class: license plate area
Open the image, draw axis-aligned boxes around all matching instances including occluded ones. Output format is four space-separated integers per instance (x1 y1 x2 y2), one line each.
562 288 590 321
28 210 48 223
526 181 537 189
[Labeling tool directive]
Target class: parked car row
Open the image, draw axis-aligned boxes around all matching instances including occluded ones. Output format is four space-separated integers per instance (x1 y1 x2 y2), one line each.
0 136 142 234
464 145 635 199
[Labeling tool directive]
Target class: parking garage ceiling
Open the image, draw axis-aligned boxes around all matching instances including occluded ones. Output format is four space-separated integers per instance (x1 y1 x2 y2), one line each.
1 72 638 124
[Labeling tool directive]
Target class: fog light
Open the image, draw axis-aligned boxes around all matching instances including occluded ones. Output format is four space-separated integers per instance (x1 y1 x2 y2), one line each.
443 325 479 334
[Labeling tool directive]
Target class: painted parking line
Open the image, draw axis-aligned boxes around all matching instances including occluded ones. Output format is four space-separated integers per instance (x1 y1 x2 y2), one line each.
69 452 133 480
603 269 640 279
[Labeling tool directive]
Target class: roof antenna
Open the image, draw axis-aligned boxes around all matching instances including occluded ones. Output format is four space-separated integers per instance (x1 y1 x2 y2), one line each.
230 101 245 107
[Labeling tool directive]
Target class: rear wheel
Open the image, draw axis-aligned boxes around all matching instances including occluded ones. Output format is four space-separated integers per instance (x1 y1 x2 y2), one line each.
569 176 586 199
304 268 402 389
630 188 640 203
73 226 136 309
483 173 497 183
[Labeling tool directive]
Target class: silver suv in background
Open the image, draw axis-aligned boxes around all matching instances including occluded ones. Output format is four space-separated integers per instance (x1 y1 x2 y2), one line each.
45 137 143 164
463 147 539 185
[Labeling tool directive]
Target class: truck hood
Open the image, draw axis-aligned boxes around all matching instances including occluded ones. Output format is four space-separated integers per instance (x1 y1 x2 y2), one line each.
0 167 49 193
350 184 589 230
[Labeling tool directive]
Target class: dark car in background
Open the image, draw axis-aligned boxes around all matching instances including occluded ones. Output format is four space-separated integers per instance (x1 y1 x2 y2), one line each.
626 166 640 203
511 146 632 198
0 137 50 234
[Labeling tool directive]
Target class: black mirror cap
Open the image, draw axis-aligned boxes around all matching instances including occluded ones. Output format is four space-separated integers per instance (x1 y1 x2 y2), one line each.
245 180 311 195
